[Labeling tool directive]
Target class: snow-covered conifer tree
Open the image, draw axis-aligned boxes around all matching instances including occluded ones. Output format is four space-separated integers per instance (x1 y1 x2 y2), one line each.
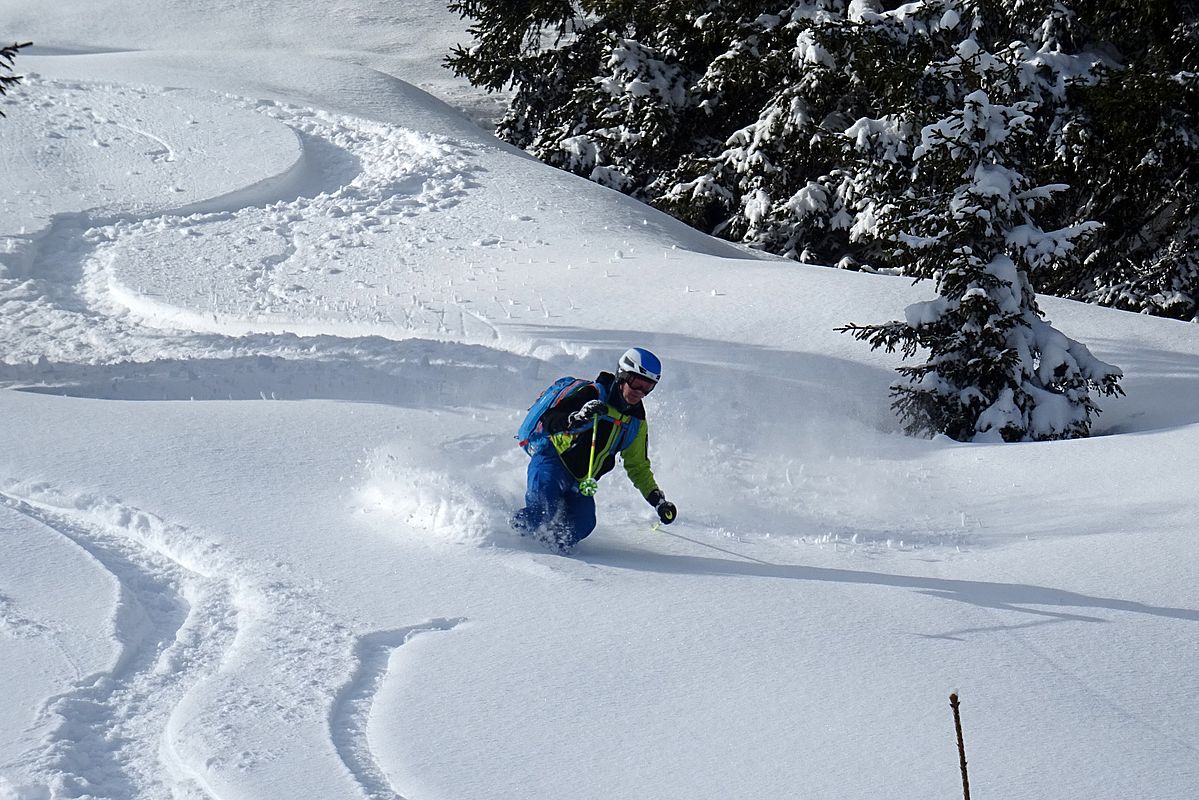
656 3 855 260
840 40 1123 441
447 0 767 200
1 42 30 116
1032 2 1199 321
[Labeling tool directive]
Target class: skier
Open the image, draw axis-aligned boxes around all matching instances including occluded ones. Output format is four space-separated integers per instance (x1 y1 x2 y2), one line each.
512 347 678 553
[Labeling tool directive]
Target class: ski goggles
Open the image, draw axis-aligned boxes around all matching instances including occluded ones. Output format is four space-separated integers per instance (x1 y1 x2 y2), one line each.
624 374 657 394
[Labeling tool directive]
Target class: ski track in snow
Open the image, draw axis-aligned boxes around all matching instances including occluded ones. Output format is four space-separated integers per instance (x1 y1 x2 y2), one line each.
1 484 477 800
0 487 237 800
0 78 496 373
330 620 466 800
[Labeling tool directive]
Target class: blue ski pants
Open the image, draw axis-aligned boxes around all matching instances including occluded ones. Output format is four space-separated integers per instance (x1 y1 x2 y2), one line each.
511 450 596 548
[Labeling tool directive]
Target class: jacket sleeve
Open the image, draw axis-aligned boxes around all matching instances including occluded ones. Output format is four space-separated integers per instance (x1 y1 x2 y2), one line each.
620 421 658 498
540 384 601 434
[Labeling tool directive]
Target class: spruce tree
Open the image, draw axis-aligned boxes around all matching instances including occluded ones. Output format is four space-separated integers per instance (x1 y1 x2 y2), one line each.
1036 1 1199 320
657 4 865 261
446 2 821 201
0 42 31 116
839 38 1123 441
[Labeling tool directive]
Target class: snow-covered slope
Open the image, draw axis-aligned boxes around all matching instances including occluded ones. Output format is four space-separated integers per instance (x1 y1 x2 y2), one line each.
1 5 1197 799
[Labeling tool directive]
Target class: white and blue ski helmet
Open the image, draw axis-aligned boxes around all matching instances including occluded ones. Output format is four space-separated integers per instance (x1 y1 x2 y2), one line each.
617 347 662 384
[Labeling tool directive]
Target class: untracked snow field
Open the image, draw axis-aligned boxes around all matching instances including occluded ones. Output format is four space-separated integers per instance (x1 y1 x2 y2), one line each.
1 3 1198 799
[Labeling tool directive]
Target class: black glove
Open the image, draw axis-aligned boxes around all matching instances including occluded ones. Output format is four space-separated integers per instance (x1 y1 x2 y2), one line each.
647 490 677 525
567 399 606 428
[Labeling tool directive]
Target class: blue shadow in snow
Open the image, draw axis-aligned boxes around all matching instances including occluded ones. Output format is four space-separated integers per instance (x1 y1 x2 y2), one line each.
578 535 1199 626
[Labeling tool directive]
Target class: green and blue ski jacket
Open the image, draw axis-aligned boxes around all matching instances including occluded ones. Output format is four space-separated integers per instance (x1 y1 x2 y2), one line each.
539 371 658 499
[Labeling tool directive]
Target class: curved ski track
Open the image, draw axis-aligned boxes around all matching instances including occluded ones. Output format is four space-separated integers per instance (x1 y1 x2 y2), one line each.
331 620 467 800
1 489 237 799
0 81 546 417
2 486 473 800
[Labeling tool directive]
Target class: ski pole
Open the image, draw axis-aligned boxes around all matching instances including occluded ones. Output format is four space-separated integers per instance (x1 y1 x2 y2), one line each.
578 419 599 496
650 526 776 567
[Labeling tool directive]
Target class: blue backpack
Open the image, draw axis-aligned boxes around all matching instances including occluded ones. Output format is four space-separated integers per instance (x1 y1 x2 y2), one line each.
516 376 609 454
